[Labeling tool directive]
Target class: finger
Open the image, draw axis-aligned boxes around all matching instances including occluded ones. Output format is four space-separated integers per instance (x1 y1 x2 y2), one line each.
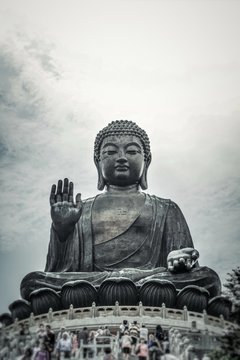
69 182 74 203
186 259 192 270
56 180 63 202
179 257 185 265
192 250 199 260
63 178 69 201
168 261 174 272
75 193 82 209
49 184 56 206
173 259 179 269
182 247 194 254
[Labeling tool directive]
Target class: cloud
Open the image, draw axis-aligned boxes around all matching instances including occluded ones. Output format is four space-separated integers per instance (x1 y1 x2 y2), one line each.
0 33 97 253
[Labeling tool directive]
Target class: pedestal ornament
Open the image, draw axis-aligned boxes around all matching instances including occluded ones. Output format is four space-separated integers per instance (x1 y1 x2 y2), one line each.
176 285 210 312
207 296 232 319
139 279 177 307
8 299 32 321
98 278 138 306
61 280 97 309
30 288 62 315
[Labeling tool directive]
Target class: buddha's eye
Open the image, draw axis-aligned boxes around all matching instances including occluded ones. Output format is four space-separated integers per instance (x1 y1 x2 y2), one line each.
126 147 142 155
107 150 117 155
126 150 138 155
102 148 117 156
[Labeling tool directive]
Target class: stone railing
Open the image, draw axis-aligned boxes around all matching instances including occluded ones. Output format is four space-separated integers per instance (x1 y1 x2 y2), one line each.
2 302 237 335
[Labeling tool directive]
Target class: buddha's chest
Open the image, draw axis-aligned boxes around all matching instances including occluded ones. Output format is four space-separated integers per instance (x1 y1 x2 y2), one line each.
92 193 149 244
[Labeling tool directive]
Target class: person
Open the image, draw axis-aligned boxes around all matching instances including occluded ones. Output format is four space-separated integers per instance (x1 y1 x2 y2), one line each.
56 332 72 359
19 323 26 344
78 327 89 358
139 324 148 342
161 335 170 353
24 324 31 337
70 331 78 358
121 331 132 360
103 347 115 360
135 338 148 360
148 338 163 360
155 325 163 343
32 340 41 359
56 327 67 342
21 120 221 300
88 330 96 359
103 326 111 337
34 343 50 360
129 320 140 353
37 324 45 343
119 320 129 338
21 347 33 360
43 325 55 360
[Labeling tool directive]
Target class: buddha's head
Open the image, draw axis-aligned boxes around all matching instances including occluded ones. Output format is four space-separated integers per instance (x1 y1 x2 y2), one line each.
94 120 152 190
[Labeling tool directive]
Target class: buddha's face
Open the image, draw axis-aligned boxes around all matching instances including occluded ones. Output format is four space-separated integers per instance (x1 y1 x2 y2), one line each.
99 135 145 187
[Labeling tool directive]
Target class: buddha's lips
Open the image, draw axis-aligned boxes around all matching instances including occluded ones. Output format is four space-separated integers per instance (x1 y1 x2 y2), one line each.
115 165 129 171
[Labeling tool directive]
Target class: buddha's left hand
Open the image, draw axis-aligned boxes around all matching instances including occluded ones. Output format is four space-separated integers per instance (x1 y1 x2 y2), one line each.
167 247 199 273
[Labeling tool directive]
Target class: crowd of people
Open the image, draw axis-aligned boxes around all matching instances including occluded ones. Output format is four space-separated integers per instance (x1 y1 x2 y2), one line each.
119 320 176 360
0 320 179 359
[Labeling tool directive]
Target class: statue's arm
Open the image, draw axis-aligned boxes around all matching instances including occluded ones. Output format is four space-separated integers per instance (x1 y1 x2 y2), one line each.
45 216 81 272
49 178 82 242
165 201 199 273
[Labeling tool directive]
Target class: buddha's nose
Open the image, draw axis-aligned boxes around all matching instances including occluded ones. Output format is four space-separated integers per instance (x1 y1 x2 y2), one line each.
116 151 127 163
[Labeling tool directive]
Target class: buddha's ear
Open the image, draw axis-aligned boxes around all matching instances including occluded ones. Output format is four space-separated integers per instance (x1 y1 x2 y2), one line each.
140 153 152 190
94 156 106 191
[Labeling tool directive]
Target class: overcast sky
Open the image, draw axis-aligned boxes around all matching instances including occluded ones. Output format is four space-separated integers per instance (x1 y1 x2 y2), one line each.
0 0 239 315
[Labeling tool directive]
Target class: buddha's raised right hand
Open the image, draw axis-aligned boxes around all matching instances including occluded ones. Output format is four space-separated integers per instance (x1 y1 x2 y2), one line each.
50 178 82 241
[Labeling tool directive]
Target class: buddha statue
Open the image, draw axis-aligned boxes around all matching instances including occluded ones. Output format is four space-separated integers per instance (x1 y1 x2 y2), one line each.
20 120 221 311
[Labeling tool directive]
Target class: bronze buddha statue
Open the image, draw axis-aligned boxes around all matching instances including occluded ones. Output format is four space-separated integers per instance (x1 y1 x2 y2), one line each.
20 120 221 310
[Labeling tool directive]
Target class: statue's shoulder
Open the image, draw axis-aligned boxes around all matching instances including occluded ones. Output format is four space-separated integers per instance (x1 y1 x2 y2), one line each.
82 196 97 205
147 194 180 210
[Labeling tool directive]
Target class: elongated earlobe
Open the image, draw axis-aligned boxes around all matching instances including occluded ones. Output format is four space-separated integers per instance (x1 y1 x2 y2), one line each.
139 153 152 190
94 157 106 191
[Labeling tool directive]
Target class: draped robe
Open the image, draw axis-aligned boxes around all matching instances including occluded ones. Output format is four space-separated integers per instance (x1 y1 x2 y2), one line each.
20 194 221 300
45 194 194 272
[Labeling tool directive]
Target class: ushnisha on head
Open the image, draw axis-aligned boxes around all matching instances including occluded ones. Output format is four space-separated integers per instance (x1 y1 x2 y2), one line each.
94 120 152 190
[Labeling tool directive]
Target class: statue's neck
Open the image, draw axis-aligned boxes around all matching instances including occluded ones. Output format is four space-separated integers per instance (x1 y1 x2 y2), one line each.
105 184 141 195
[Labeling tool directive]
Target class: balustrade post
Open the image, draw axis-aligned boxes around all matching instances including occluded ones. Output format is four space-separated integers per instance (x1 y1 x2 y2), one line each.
139 301 144 316
203 309 209 325
68 304 74 320
47 307 53 323
13 318 18 332
91 302 96 318
114 301 120 316
29 312 35 327
162 303 166 318
183 305 188 321
220 314 225 328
